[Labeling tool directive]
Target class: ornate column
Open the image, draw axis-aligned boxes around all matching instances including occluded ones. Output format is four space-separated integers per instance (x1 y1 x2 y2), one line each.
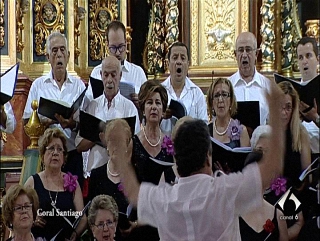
260 0 276 72
280 0 294 77
164 0 179 72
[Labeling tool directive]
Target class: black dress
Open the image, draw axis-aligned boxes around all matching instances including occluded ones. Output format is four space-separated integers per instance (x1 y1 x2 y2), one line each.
88 163 129 241
31 174 76 240
239 209 280 241
128 135 175 241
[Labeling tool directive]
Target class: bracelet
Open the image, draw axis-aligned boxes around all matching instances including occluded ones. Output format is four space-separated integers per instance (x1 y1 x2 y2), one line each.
134 221 138 228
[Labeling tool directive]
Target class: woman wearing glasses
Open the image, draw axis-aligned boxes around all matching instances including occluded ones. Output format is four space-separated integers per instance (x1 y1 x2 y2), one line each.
24 128 87 241
2 184 45 241
207 77 250 148
88 195 118 241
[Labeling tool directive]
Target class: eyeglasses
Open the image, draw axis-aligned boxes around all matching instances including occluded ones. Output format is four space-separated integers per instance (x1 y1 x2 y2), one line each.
213 92 230 100
281 105 293 112
236 47 256 54
93 220 115 230
108 44 126 54
46 146 64 154
13 203 33 213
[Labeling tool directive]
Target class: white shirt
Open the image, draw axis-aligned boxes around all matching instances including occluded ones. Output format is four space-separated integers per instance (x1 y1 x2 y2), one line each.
1 102 16 133
161 76 208 134
138 163 262 241
23 70 86 151
302 121 319 153
229 69 271 125
88 60 147 101
76 91 140 177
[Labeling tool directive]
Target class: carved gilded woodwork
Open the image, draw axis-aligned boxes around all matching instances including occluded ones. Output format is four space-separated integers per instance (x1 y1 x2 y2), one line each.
305 20 320 39
34 0 65 56
74 1 86 60
89 0 118 61
260 0 275 72
191 0 248 70
164 0 179 72
16 0 29 53
0 0 4 48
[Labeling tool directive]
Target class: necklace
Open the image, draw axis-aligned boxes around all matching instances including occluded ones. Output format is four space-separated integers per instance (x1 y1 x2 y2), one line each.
142 126 161 147
107 161 120 177
48 190 58 206
213 118 232 136
45 173 60 206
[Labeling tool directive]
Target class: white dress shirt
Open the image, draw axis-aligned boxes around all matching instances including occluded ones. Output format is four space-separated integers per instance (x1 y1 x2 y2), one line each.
87 60 147 101
229 69 271 125
138 163 262 241
23 70 86 151
1 102 16 133
160 76 208 134
76 91 140 177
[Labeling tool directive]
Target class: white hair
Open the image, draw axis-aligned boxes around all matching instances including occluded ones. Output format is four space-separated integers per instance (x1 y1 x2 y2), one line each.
250 125 271 149
46 31 68 55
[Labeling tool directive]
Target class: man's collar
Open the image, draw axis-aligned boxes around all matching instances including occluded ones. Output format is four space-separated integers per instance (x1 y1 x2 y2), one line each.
122 60 129 72
234 68 262 86
43 70 73 84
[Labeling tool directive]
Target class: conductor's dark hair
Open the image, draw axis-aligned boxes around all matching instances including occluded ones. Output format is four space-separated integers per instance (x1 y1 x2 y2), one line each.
173 119 212 177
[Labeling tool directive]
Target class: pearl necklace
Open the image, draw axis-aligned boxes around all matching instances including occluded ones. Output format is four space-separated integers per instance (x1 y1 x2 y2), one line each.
107 161 120 177
213 118 232 136
142 126 161 147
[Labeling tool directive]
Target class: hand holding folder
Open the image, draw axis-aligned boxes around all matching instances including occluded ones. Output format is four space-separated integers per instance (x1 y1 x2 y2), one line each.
38 87 87 121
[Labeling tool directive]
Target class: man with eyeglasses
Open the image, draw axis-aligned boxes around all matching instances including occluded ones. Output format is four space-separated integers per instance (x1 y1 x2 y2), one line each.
229 32 271 126
88 20 147 107
23 31 86 188
160 42 208 134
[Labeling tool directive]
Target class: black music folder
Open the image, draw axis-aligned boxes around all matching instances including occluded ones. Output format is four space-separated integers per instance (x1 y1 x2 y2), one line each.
211 137 251 173
38 87 87 121
233 101 260 132
0 63 19 105
90 76 135 100
79 111 136 145
274 73 320 110
169 99 187 119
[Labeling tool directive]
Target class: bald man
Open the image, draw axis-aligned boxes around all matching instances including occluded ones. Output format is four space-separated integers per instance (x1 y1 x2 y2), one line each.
76 56 140 178
229 32 272 125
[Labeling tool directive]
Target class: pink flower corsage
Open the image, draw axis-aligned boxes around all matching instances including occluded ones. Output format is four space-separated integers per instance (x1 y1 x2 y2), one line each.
63 172 78 193
271 177 287 196
161 135 174 155
118 182 124 193
227 119 242 141
263 219 275 233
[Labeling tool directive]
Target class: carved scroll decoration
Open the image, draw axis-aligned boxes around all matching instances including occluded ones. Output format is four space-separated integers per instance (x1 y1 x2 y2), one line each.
164 0 179 72
34 0 65 56
16 0 29 53
0 0 4 48
204 0 235 61
89 0 118 61
74 1 86 59
260 0 275 71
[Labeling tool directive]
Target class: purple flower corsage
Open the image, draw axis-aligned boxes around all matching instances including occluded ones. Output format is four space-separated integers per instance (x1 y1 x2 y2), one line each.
161 135 174 155
63 172 78 193
227 119 242 141
270 177 287 196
